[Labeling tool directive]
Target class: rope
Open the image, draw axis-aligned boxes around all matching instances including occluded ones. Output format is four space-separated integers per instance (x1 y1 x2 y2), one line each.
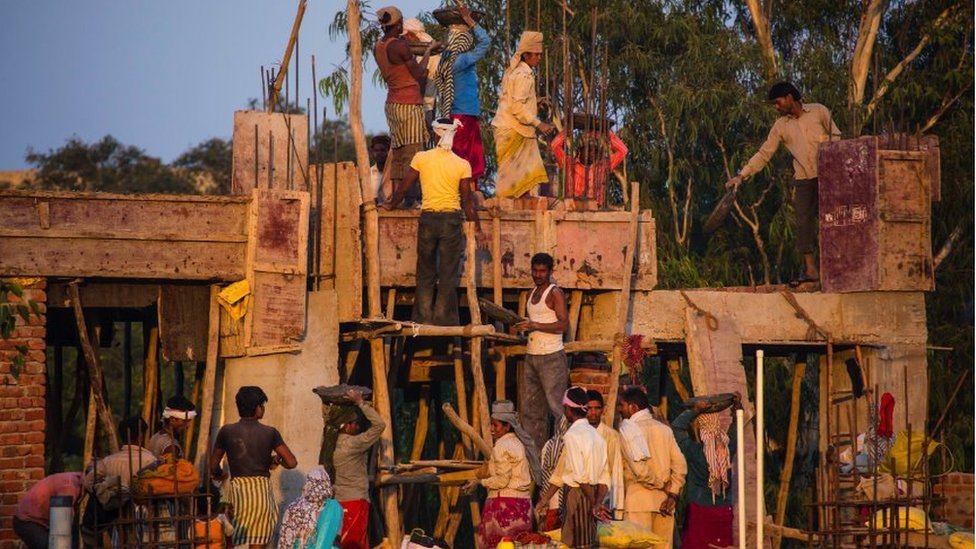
679 291 720 331
779 290 832 340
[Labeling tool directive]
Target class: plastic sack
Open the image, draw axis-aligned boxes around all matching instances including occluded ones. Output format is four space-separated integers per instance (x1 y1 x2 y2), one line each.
133 456 199 496
597 520 665 548
949 532 975 549
882 431 938 476
865 506 932 532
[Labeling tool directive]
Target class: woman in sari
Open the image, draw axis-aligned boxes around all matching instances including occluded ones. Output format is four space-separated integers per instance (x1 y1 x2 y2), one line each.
277 467 342 549
463 400 543 548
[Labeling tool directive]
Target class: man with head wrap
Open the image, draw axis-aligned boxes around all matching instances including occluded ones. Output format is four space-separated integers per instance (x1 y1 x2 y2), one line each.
617 387 686 548
672 395 741 549
330 390 384 549
550 128 628 207
433 6 490 188
277 467 342 549
491 31 555 198
536 387 612 549
148 395 197 458
463 400 542 548
400 18 440 131
385 118 488 325
374 6 440 208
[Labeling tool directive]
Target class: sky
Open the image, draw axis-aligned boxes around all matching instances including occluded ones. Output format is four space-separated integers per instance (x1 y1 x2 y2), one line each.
0 0 429 169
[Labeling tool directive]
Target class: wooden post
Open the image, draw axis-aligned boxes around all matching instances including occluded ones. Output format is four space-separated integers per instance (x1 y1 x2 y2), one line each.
184 362 203 456
410 385 431 461
603 182 640 424
666 358 691 401
68 282 120 453
142 327 159 441
493 351 506 401
441 403 493 457
83 391 97 463
267 0 307 112
451 339 473 457
772 361 806 549
194 285 221 472
465 222 492 443
567 290 583 341
492 216 503 306
348 0 400 541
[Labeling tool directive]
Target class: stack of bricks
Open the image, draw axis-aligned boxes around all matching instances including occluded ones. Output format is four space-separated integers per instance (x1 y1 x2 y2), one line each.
0 278 47 548
933 472 975 529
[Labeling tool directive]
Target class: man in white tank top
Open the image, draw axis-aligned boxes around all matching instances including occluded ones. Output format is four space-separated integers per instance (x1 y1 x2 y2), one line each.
515 252 569 450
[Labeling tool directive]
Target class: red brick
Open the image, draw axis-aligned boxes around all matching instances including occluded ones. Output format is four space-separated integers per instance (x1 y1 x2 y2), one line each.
23 409 44 421
0 434 25 445
24 432 44 444
0 457 25 469
0 387 24 398
24 385 45 397
24 455 43 468
28 468 44 480
1 445 31 458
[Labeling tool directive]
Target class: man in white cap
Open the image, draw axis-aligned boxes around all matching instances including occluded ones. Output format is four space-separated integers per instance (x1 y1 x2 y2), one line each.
491 30 555 198
374 6 440 208
148 395 197 458
385 118 487 325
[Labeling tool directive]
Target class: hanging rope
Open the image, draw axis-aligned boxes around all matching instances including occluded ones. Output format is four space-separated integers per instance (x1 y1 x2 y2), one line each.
680 291 720 331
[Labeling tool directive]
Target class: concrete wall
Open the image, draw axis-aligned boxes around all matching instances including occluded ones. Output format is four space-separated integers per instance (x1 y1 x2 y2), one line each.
0 279 47 549
219 289 340 507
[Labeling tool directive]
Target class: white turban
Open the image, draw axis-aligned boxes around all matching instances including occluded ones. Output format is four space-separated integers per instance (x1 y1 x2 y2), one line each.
432 118 463 150
162 407 197 420
401 17 433 42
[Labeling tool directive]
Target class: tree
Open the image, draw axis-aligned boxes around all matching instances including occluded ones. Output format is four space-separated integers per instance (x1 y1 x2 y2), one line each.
24 135 198 195
173 137 233 195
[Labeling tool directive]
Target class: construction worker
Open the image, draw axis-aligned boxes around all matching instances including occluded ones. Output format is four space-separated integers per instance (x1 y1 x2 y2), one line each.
332 389 385 549
385 117 487 325
148 394 196 458
491 30 555 198
14 472 84 549
550 127 628 207
585 390 625 519
724 81 841 286
374 6 440 208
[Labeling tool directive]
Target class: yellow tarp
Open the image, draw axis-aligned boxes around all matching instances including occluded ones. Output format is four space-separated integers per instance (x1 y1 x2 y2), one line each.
217 280 250 321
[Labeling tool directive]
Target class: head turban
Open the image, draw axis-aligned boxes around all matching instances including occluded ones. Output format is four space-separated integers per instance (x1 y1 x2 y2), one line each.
490 401 544 486
401 17 433 42
507 31 544 72
376 6 402 27
432 117 463 150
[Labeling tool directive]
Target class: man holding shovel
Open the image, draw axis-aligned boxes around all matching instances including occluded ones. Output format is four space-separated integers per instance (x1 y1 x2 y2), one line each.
725 81 840 287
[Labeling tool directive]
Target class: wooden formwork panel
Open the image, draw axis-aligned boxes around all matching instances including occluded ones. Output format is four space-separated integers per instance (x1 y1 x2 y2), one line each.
0 190 249 280
819 137 934 293
310 162 363 322
375 209 657 291
231 110 310 195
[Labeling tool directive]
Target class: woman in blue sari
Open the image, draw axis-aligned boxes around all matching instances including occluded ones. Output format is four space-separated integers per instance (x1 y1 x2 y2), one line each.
277 467 343 549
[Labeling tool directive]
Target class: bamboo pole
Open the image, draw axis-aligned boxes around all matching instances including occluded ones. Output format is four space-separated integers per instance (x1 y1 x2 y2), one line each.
666 359 691 401
142 327 159 440
268 0 307 112
772 361 806 549
499 337 656 357
68 282 120 453
194 286 221 472
603 182 640 424
451 338 473 457
567 290 583 341
348 0 399 541
493 351 506 401
492 216 503 306
410 385 431 461
83 392 96 464
442 403 493 457
756 349 765 548
737 408 746 549
465 222 492 443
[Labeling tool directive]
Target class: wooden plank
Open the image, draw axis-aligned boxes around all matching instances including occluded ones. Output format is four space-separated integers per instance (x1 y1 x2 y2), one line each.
47 282 159 309
0 238 246 280
159 285 211 362
244 189 310 352
194 286 221 472
231 110 310 195
311 163 363 322
604 182 640 425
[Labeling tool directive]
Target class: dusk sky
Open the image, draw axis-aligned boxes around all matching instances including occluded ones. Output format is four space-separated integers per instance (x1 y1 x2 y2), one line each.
0 0 429 169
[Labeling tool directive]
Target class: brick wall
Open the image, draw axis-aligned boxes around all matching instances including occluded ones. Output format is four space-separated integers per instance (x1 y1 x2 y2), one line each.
0 279 47 549
933 472 975 529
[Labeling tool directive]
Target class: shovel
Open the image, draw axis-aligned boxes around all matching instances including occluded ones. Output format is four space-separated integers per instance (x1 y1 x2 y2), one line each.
703 188 737 234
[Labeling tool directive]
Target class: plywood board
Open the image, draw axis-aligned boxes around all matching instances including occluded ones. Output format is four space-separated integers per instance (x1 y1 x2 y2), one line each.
312 162 363 321
159 285 211 361
231 110 310 195
0 191 249 280
244 189 310 353
819 137 880 292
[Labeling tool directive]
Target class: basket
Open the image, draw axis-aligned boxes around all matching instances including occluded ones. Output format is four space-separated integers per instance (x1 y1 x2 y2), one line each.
312 384 373 404
682 393 737 414
431 7 485 27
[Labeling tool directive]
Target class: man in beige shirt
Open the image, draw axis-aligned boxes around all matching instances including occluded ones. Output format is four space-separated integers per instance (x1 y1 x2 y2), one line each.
617 387 686 548
725 81 841 286
585 390 625 519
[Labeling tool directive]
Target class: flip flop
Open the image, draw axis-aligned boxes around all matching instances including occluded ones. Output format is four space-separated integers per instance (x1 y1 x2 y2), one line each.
788 274 820 288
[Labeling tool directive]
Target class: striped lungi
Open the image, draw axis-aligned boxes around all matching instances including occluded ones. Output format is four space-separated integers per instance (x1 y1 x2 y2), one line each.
224 476 278 546
492 126 548 198
384 103 428 148
562 487 597 549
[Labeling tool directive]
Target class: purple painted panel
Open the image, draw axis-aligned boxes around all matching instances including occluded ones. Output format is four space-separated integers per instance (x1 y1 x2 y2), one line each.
818 137 879 293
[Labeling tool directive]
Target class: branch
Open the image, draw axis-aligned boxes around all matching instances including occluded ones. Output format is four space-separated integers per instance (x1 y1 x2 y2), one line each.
745 0 778 79
849 0 890 106
864 6 957 119
921 81 972 133
650 96 685 245
933 223 963 270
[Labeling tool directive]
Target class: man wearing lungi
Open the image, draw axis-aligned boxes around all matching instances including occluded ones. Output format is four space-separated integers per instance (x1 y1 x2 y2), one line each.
374 6 438 208
672 396 740 549
724 81 840 287
515 252 569 449
210 387 297 549
491 30 555 198
433 6 490 190
332 389 386 549
536 387 612 549
618 387 686 548
585 390 625 520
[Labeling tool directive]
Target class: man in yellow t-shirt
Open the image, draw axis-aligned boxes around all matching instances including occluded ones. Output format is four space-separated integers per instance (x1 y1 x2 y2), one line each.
386 118 487 325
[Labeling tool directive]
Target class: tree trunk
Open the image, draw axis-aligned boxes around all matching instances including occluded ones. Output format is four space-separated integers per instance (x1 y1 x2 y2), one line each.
849 0 890 108
745 0 778 79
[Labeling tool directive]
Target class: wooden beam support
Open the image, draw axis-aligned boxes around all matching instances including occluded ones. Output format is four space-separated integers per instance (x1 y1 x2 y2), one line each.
772 361 806 549
567 290 583 341
68 282 120 453
194 285 221 472
441 403 493 458
604 182 639 424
